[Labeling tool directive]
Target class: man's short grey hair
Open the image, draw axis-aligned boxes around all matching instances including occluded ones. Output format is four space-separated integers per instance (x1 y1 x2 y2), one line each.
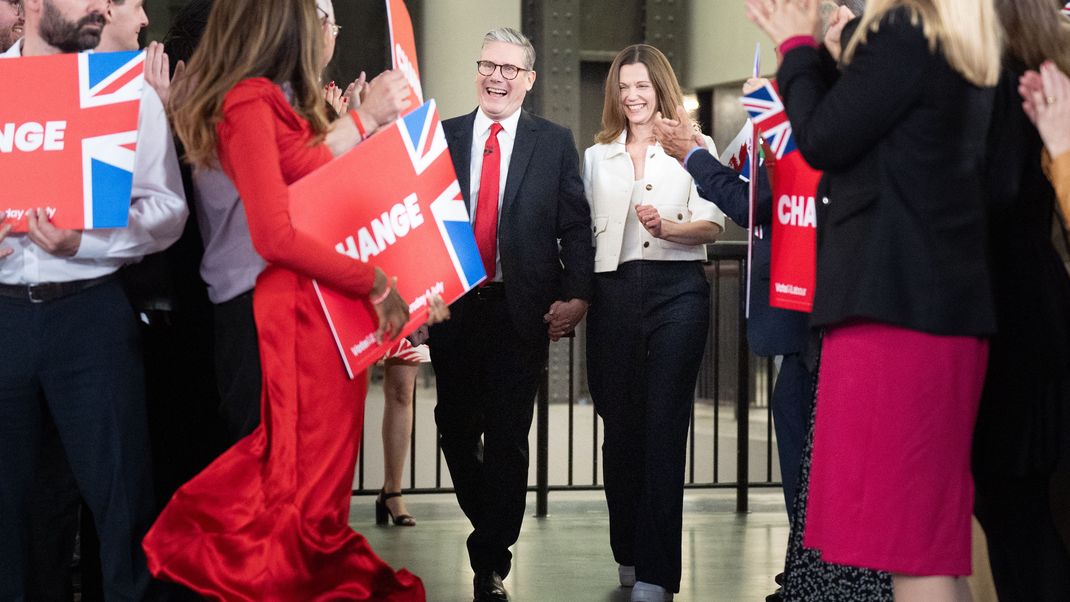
482 27 536 71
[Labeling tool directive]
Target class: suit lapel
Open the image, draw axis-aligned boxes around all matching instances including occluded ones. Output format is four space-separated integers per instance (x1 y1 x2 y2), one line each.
501 110 539 218
447 110 477 212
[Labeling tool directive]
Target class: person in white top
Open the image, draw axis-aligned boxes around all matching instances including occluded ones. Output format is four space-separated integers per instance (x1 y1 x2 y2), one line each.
582 43 725 602
0 1 187 599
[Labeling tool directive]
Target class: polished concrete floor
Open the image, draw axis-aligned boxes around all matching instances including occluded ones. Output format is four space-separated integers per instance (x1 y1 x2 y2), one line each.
353 490 791 602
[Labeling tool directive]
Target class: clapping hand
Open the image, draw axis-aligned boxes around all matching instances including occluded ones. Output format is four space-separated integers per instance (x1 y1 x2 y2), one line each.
654 105 704 162
356 70 412 134
745 0 821 48
144 41 185 106
1021 61 1070 158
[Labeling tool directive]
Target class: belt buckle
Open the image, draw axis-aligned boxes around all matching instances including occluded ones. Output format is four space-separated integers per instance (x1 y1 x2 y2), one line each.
27 283 54 303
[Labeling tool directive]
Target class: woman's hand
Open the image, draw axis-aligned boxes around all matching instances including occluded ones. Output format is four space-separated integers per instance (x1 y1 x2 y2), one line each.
355 70 412 135
823 5 855 62
636 204 664 238
743 77 770 96
1021 62 1070 158
144 41 185 106
745 0 821 48
345 71 367 109
425 294 450 326
324 80 348 115
373 274 410 343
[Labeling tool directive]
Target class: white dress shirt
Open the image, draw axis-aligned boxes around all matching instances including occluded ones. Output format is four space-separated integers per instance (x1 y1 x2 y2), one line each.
468 108 521 281
583 131 725 273
0 40 188 285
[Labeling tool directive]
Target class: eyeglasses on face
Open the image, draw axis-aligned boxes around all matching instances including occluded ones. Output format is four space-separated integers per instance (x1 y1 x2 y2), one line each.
324 21 342 38
476 60 528 80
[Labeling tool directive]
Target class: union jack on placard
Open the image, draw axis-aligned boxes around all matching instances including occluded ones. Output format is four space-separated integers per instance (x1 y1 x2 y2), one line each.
78 51 144 228
78 50 144 108
397 99 448 175
430 181 486 290
742 83 796 160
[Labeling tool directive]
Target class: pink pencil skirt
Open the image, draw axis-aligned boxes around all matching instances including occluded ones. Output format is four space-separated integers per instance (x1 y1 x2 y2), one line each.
803 321 989 576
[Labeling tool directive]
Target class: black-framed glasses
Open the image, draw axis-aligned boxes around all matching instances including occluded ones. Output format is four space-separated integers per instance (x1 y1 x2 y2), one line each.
476 60 528 80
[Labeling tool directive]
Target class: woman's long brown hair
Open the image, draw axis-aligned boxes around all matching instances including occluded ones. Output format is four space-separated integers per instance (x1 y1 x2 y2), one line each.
168 0 329 168
995 0 1070 73
595 44 685 145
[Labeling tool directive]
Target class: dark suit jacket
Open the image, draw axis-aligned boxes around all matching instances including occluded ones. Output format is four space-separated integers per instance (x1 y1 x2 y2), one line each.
686 151 809 357
778 7 996 336
441 108 594 341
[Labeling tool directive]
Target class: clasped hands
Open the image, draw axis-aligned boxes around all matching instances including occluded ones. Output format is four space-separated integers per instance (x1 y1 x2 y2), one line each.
544 298 588 342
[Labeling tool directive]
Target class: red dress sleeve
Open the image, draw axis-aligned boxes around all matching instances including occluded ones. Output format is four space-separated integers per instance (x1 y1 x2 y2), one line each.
217 81 375 298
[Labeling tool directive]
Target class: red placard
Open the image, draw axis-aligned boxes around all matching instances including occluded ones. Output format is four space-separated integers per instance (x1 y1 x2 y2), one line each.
743 81 818 312
0 50 144 232
290 100 485 378
386 0 423 112
766 153 819 312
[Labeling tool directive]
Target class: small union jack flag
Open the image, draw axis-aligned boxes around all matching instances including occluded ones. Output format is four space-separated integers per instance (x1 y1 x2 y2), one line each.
742 82 796 160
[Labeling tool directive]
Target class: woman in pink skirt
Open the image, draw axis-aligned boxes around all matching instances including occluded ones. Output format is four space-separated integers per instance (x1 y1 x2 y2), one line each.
747 0 1002 599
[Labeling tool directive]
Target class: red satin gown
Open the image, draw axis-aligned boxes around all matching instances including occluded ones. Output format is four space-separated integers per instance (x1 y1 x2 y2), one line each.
142 78 426 601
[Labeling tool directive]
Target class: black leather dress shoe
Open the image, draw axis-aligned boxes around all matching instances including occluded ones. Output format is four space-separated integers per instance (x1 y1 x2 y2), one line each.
473 570 509 601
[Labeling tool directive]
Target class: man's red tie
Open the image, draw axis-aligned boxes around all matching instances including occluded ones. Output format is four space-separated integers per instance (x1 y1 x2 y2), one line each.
473 122 504 282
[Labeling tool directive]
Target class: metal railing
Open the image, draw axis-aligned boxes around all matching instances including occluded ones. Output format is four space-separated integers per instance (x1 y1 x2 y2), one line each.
353 241 782 514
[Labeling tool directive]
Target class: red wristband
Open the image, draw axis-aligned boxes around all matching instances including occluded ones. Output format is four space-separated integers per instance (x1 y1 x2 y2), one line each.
779 35 819 56
349 110 368 140
370 286 391 305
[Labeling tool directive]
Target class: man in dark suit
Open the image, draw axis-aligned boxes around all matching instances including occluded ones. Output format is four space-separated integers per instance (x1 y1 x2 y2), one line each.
429 26 593 602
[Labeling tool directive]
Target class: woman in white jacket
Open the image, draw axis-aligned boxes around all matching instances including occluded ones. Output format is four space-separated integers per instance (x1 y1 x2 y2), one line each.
582 44 725 602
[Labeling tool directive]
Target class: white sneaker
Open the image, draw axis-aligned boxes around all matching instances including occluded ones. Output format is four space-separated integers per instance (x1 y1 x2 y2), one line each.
630 581 673 601
618 564 636 587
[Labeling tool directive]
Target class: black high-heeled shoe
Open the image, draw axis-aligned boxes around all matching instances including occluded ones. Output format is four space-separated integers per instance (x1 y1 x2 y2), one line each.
375 490 416 526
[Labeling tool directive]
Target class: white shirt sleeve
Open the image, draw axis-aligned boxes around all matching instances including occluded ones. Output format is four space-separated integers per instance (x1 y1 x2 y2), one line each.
75 86 188 260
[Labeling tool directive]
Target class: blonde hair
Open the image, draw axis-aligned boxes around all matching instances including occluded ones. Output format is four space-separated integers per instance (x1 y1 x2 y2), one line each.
595 44 685 145
842 0 1002 87
169 0 328 168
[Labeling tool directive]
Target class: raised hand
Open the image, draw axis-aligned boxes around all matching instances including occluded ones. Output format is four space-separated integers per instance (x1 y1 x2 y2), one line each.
745 0 821 48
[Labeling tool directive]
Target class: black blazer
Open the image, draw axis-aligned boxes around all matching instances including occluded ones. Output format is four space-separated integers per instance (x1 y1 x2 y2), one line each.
778 8 996 336
686 151 809 357
441 109 594 341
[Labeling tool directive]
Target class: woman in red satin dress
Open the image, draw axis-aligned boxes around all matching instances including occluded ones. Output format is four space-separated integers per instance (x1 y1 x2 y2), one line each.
141 0 431 599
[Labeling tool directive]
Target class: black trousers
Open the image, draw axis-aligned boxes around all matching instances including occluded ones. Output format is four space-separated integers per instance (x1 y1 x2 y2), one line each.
0 280 154 601
586 261 710 593
770 353 812 523
975 471 1070 601
213 291 263 443
429 286 548 578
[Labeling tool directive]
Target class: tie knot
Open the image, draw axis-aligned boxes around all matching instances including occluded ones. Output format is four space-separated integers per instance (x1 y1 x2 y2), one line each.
490 122 504 137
